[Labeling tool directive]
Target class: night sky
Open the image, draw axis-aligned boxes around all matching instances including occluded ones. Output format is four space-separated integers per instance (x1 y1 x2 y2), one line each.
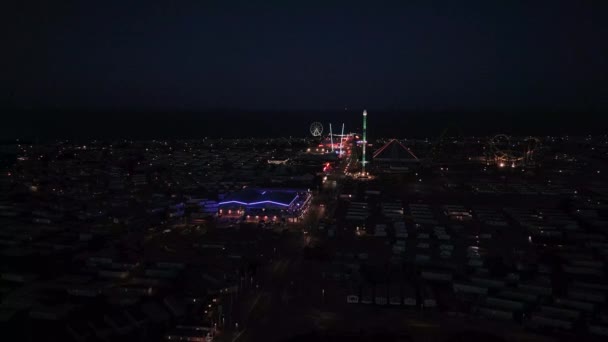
2 1 608 138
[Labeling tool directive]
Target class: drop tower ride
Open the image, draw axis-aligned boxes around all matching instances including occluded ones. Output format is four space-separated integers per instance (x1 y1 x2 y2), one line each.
362 110 368 175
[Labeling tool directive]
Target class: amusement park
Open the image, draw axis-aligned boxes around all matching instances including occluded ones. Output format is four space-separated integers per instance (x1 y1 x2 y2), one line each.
302 110 547 181
485 134 542 168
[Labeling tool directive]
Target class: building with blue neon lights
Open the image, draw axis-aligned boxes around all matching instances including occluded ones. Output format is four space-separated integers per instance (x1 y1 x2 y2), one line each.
218 188 311 221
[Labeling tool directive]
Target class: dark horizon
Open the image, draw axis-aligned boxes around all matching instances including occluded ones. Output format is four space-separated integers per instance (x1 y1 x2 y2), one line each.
1 107 606 141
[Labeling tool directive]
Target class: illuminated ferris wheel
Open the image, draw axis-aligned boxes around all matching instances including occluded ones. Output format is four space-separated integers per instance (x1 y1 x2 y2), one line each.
488 134 541 167
310 122 323 137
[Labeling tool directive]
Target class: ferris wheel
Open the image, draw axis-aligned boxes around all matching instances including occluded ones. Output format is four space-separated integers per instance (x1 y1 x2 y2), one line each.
310 122 323 136
490 134 514 160
488 134 541 167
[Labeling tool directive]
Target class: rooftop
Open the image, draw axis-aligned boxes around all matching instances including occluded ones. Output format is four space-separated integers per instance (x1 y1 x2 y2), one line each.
219 188 300 207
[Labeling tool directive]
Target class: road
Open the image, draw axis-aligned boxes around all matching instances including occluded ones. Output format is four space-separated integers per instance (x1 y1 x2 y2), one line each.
229 235 312 342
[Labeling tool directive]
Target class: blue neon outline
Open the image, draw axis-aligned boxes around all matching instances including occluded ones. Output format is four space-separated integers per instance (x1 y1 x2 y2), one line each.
218 194 299 207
